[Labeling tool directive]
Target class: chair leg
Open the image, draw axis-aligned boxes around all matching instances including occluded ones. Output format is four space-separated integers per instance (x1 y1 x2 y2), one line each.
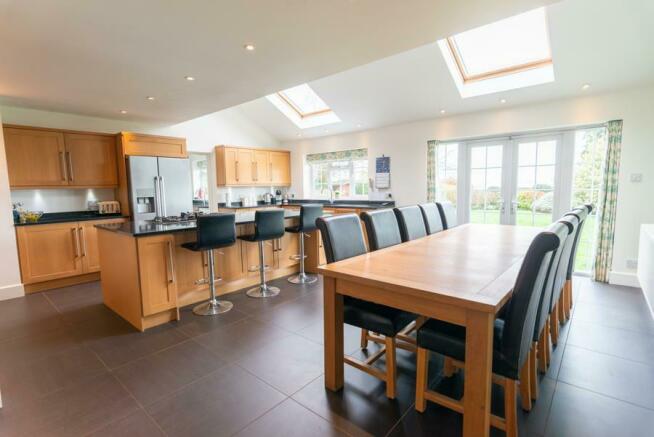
529 343 539 401
415 347 429 412
504 379 518 437
565 279 573 318
385 336 397 399
519 356 532 411
545 318 552 368
558 293 566 324
360 329 369 349
537 330 548 374
550 304 559 346
443 356 456 377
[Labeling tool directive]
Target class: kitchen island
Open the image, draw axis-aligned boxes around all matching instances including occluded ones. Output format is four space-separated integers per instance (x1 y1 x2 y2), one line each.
96 209 325 331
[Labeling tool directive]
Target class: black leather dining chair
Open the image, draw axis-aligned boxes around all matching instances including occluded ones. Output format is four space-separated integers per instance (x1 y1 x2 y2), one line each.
436 201 457 229
182 213 237 316
414 222 566 437
316 214 417 399
285 204 323 284
561 204 592 318
418 203 444 235
360 209 402 251
393 206 427 242
238 209 286 298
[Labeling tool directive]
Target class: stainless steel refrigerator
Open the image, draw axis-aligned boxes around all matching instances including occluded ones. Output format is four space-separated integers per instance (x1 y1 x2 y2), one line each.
127 156 193 221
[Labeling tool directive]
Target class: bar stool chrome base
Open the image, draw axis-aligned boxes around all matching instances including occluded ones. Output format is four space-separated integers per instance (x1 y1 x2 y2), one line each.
246 284 280 298
288 272 318 284
192 299 233 316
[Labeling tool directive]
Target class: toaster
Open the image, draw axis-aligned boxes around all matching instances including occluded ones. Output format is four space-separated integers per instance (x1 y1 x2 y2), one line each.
98 201 121 215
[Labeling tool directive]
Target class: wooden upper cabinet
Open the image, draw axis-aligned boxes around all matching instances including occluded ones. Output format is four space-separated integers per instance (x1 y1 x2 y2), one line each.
215 146 291 187
64 133 118 187
16 223 84 284
4 127 67 187
269 151 291 186
120 132 187 158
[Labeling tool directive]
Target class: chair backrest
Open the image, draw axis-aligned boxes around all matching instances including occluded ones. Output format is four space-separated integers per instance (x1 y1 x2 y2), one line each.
360 209 402 251
316 214 367 263
533 221 571 341
393 206 427 242
418 203 444 235
195 213 236 250
254 209 285 240
299 204 323 232
549 215 580 311
501 222 566 372
436 202 457 229
564 204 592 279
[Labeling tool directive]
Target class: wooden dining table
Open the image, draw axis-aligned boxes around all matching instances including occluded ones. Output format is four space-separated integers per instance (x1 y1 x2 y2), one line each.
318 223 542 437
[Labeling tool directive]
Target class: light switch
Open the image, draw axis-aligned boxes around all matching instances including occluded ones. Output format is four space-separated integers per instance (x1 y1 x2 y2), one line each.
630 173 643 183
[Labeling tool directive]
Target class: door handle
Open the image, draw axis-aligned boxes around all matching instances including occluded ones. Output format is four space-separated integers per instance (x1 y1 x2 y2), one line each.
66 152 74 182
159 176 167 217
269 162 272 181
167 241 176 283
72 228 80 258
79 227 87 256
235 161 239 181
59 151 68 182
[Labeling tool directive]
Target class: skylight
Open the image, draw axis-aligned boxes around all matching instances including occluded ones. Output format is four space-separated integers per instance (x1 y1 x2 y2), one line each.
267 83 340 129
439 7 554 98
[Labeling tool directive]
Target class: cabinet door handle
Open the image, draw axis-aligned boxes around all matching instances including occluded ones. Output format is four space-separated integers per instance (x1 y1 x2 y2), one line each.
269 162 273 181
167 241 176 283
72 228 80 258
59 151 68 181
79 227 87 256
252 162 256 181
235 161 239 181
66 152 74 182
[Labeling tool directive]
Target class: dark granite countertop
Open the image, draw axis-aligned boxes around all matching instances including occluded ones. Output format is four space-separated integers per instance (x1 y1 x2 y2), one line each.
14 211 127 226
218 199 394 210
96 209 314 237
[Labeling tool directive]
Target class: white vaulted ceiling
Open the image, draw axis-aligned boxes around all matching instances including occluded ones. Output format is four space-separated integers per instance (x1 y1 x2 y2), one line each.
0 0 552 123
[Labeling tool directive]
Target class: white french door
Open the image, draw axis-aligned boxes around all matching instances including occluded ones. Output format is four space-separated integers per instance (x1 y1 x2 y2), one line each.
463 133 568 227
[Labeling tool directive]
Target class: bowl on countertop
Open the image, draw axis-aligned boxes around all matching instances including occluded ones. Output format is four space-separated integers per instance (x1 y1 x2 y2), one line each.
19 211 44 223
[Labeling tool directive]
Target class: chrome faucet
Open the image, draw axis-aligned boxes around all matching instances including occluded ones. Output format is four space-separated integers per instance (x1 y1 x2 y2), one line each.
322 188 334 204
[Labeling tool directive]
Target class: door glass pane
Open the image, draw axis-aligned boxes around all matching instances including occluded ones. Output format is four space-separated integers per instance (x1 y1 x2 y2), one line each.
516 139 557 227
469 145 503 224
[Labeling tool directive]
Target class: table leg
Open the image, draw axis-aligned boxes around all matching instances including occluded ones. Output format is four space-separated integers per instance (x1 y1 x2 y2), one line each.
324 276 344 391
463 310 494 437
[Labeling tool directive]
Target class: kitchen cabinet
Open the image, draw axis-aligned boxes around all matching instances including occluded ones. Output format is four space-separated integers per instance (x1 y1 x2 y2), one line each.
137 234 178 316
215 242 245 282
3 126 118 188
215 146 291 187
16 218 127 288
242 238 275 278
274 232 300 269
119 132 187 158
4 127 67 187
64 133 118 187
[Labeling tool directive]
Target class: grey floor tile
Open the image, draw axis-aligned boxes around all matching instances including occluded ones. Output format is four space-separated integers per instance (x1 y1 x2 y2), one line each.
89 409 165 437
0 326 79 372
174 305 249 338
0 293 65 343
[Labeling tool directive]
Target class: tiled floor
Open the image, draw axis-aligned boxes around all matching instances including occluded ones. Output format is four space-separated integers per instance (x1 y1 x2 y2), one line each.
0 276 653 436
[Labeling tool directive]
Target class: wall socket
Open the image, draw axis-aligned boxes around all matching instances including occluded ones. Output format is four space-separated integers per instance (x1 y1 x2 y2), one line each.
630 173 643 183
626 258 638 269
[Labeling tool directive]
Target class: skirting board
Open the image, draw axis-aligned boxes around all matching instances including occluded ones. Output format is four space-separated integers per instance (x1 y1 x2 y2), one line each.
0 283 25 301
609 271 640 288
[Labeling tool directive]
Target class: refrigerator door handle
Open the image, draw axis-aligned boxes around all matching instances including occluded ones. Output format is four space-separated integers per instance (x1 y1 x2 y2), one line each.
159 176 168 217
154 176 162 218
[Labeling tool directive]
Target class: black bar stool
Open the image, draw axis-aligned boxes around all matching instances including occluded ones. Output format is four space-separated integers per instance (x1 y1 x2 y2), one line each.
181 213 236 316
285 204 323 284
239 209 286 298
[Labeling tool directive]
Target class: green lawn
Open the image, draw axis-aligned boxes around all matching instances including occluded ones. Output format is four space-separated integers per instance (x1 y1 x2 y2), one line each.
470 209 596 273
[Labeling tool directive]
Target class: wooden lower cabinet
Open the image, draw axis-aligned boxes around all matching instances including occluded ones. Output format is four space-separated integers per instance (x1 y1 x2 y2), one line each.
242 238 275 277
81 218 126 272
215 241 244 282
137 234 178 316
275 232 300 269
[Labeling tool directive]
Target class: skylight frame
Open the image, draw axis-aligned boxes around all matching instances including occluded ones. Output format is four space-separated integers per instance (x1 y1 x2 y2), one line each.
276 90 333 119
267 83 340 129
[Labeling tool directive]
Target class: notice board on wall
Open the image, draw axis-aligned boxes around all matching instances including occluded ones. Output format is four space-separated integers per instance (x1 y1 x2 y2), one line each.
375 155 391 189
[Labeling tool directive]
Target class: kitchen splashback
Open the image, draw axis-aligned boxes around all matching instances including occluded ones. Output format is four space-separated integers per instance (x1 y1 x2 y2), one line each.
11 188 116 213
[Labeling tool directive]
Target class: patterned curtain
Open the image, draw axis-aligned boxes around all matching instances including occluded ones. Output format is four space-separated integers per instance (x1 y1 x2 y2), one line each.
593 120 623 282
306 148 367 163
427 140 438 201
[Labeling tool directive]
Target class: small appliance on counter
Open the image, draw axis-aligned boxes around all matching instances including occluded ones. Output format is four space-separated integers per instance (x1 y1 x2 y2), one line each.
275 189 283 204
98 201 121 215
263 193 273 205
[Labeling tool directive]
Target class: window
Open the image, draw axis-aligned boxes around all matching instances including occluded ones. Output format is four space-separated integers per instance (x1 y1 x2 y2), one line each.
438 7 554 98
190 153 209 210
307 149 368 199
434 142 459 206
515 139 557 226
571 127 608 272
267 83 340 129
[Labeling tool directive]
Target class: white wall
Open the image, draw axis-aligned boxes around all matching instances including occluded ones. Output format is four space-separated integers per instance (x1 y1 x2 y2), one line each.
284 86 654 285
0 113 25 300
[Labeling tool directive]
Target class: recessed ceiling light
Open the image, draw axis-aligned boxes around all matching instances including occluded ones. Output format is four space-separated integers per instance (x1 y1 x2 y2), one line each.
244 44 255 51
185 76 195 81
581 83 590 91
500 98 507 104
356 124 362 128
296 133 302 137
146 96 155 101
324 129 329 133
120 110 127 114
440 109 446 114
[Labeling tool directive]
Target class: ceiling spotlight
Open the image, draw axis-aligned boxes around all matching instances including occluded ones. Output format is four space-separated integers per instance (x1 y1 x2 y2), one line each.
120 110 128 114
581 83 590 91
500 98 507 104
244 44 255 51
296 133 302 137
324 129 329 133
440 109 446 114
185 76 195 81
146 96 155 101
357 124 362 128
